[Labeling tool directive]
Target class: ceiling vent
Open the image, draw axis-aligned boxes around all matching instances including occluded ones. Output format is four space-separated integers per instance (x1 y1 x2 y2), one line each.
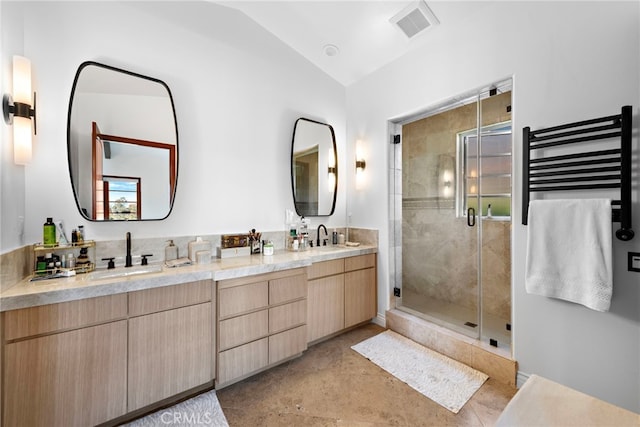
390 1 439 39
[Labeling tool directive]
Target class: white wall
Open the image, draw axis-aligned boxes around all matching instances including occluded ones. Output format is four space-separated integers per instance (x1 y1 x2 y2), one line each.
1 1 27 251
0 1 346 253
346 1 639 412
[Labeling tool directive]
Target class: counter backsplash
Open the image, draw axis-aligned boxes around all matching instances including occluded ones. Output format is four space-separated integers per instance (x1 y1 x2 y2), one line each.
0 227 378 292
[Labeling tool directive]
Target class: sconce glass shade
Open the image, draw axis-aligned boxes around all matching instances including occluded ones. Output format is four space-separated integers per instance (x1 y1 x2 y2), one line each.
13 116 32 165
3 55 35 165
13 56 32 104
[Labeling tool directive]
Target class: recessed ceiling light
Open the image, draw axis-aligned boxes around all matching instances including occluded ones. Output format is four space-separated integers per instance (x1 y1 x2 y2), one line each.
323 44 340 57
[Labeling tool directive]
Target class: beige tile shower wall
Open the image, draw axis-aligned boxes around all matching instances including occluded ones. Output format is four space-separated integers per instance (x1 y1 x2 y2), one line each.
481 220 511 320
401 92 511 321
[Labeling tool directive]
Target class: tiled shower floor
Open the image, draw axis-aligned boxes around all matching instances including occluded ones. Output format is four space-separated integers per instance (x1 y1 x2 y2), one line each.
401 288 511 348
217 323 516 426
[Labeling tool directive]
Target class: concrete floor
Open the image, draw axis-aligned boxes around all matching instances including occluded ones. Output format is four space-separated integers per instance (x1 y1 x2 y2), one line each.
217 323 517 426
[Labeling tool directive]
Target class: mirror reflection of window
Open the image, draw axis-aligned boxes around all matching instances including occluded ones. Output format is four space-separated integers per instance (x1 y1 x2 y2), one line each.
103 177 141 221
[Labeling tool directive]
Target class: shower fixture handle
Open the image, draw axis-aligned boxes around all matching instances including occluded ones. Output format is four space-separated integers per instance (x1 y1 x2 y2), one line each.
467 207 476 227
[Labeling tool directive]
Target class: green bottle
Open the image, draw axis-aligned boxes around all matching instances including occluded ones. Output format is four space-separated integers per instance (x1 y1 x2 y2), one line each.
43 217 56 246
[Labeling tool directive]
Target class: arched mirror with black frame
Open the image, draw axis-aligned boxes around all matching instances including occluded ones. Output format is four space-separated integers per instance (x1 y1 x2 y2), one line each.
291 118 337 217
67 61 178 221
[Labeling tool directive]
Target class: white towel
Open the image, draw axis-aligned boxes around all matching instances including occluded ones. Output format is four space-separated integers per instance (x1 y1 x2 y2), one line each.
525 199 613 312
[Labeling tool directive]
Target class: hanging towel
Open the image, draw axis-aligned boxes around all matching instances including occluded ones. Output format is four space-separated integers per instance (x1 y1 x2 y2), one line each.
525 199 613 312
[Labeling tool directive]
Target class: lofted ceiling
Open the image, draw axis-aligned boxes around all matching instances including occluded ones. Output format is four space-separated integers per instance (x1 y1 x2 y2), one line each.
216 1 487 86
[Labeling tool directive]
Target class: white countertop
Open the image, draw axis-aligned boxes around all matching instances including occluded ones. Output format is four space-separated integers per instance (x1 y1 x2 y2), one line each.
0 245 377 312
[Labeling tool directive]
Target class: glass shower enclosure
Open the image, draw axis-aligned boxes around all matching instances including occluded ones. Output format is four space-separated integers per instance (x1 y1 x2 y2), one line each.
393 83 512 349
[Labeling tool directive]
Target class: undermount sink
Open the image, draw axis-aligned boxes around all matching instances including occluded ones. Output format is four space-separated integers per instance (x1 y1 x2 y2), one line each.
88 264 163 280
311 245 341 251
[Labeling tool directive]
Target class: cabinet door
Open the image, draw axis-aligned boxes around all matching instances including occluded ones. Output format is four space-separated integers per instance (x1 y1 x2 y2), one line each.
128 303 213 411
218 281 268 319
344 268 377 328
269 273 306 305
218 310 268 351
307 274 344 342
269 325 307 363
217 338 268 386
3 321 127 427
269 299 306 334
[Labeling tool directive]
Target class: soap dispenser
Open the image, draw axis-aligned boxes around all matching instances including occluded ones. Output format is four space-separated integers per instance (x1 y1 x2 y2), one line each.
165 240 178 261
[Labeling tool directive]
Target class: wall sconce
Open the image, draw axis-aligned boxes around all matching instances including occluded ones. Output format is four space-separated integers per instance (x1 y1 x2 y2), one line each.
3 55 36 165
355 139 367 190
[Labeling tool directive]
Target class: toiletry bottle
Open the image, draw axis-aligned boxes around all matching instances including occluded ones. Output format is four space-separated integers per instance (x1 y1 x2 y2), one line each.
77 225 84 242
43 217 56 246
487 204 492 218
71 229 78 243
165 240 178 261
332 229 338 245
67 253 76 269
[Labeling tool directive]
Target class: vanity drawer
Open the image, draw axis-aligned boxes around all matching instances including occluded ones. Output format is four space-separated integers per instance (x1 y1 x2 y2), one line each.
218 310 268 351
4 294 127 341
269 300 306 334
269 325 307 363
218 281 268 319
307 259 344 280
217 338 268 385
129 280 212 317
269 273 307 305
345 254 376 272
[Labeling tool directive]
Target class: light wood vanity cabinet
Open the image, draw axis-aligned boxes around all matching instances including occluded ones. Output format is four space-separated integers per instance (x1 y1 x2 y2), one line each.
307 253 377 343
344 254 377 328
1 280 214 427
127 280 214 411
2 294 128 427
216 268 307 387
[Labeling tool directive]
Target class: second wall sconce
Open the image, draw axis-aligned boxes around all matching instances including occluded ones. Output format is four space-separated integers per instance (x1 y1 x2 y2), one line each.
3 55 37 165
355 139 366 174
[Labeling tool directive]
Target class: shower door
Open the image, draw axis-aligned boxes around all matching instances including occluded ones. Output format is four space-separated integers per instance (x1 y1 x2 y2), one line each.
394 86 512 348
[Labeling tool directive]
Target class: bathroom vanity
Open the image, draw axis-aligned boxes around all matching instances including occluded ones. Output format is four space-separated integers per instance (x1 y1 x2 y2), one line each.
0 246 376 427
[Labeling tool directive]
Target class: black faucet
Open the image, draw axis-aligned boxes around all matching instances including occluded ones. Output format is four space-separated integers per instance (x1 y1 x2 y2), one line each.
125 232 133 267
316 224 328 247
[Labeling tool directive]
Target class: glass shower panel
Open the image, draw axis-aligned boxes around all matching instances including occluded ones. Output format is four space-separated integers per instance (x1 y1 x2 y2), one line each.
400 100 480 339
479 95 512 349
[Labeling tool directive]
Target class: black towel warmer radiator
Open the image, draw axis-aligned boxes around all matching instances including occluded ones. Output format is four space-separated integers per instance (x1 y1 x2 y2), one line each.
522 105 634 241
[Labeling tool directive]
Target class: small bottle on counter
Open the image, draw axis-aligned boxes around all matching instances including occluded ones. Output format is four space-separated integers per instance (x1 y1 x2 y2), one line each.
43 217 56 246
332 229 338 245
77 225 84 243
263 241 274 256
165 240 178 261
67 253 76 269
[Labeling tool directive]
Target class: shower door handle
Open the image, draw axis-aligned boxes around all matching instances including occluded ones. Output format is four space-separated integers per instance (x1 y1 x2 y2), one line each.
467 207 476 227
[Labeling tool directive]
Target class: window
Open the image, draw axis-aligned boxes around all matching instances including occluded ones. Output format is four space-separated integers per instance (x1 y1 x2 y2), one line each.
458 122 512 218
103 176 141 220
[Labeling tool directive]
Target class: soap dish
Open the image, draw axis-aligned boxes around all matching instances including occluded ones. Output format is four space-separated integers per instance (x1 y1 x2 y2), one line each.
345 241 360 247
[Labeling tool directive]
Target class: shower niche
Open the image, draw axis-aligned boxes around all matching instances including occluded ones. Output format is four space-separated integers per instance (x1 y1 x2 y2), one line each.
391 81 513 351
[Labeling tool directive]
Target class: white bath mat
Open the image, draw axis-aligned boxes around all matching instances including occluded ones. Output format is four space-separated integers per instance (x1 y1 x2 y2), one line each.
351 330 488 413
124 390 229 427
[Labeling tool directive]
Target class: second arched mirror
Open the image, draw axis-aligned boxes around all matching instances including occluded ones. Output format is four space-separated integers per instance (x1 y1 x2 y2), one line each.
291 118 337 216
